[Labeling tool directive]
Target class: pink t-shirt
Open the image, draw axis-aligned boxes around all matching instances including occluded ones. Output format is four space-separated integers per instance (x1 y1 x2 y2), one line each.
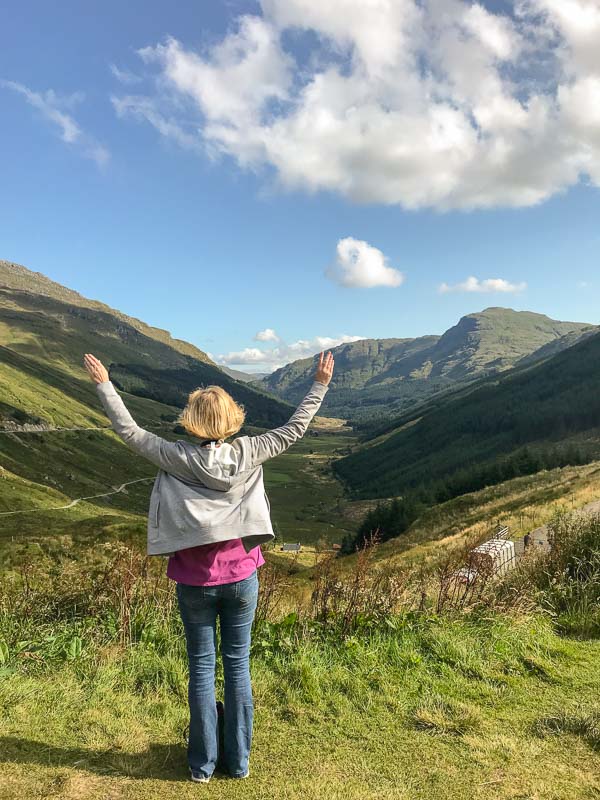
166 538 265 586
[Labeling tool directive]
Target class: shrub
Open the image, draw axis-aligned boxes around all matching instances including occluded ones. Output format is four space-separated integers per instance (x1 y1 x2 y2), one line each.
498 510 600 637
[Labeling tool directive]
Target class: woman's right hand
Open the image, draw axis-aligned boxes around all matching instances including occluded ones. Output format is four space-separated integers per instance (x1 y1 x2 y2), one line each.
314 351 334 386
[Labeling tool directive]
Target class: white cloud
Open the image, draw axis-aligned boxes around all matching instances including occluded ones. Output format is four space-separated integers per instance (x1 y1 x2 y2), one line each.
217 332 364 371
110 0 600 210
439 276 527 294
326 237 404 288
1 80 109 166
254 328 280 342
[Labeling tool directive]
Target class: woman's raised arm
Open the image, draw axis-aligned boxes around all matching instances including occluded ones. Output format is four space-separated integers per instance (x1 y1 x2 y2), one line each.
240 351 335 469
83 353 197 480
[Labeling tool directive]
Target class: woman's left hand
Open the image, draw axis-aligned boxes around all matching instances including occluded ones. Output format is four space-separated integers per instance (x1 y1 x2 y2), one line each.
83 353 110 384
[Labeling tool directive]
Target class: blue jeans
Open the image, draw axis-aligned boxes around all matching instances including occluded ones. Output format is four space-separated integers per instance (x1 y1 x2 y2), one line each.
176 570 259 778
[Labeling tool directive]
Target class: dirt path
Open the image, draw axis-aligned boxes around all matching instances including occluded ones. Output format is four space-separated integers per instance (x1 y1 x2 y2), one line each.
0 477 154 517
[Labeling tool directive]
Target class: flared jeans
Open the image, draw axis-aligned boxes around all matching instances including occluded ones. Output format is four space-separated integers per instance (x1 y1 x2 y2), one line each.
176 570 259 778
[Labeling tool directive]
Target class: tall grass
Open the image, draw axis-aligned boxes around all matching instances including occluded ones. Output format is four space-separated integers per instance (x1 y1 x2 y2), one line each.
515 511 600 637
1 508 597 684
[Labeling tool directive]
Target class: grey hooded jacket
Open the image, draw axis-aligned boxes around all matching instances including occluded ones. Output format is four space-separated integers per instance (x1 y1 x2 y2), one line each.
95 379 329 556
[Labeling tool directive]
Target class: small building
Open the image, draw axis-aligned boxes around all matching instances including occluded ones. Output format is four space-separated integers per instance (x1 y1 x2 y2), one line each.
331 543 342 550
451 537 516 586
470 538 516 577
280 542 302 552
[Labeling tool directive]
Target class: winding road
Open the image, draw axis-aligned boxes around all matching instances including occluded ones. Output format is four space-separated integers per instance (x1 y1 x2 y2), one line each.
0 477 154 517
0 423 168 435
526 497 600 544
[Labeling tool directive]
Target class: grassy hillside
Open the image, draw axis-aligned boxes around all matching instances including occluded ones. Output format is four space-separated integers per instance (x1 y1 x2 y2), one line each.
260 307 595 423
333 328 600 500
0 260 214 363
0 257 304 549
0 414 356 554
0 259 293 431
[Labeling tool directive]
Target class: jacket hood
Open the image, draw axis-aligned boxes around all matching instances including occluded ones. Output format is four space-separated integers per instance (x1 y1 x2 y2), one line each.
184 440 249 492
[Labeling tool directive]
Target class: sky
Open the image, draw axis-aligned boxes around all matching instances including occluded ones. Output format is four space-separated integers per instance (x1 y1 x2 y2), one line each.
1 0 599 373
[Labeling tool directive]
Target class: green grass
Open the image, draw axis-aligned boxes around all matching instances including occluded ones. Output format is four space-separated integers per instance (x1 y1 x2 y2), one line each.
1 609 599 799
2 443 600 798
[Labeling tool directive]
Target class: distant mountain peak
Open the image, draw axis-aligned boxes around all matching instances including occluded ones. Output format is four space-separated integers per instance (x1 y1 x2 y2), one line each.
258 305 594 422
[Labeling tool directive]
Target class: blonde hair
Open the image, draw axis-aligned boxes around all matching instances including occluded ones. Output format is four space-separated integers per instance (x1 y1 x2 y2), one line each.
177 385 245 441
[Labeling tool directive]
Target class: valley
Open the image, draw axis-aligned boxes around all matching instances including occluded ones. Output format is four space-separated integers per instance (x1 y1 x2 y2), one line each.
1 260 600 800
2 257 600 575
0 412 357 564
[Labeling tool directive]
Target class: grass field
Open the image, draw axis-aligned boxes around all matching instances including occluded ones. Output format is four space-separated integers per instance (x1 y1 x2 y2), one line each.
1 599 599 799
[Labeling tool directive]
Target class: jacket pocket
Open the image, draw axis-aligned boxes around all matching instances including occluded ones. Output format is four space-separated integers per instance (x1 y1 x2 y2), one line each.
154 473 163 526
148 492 160 529
149 475 162 529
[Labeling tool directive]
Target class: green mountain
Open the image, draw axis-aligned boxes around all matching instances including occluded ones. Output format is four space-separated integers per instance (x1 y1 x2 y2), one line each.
259 308 595 422
333 327 600 500
0 259 293 431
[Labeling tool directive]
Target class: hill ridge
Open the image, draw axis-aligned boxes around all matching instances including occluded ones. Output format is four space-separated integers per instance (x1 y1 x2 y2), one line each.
260 307 595 421
0 259 214 365
0 258 293 432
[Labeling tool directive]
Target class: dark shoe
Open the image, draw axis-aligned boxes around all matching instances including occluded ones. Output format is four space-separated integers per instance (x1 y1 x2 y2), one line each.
231 768 250 779
189 767 211 783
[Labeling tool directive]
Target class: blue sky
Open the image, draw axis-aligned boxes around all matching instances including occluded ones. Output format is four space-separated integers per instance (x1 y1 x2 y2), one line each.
1 0 599 372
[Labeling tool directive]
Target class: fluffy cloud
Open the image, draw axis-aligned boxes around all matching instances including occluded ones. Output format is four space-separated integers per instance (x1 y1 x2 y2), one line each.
254 328 280 342
1 80 109 166
217 332 364 371
111 0 600 210
326 237 404 288
439 276 527 293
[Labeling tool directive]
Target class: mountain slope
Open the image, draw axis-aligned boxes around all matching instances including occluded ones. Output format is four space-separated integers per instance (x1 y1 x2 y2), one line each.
0 259 214 363
260 308 593 421
0 259 293 430
516 325 600 367
333 328 600 500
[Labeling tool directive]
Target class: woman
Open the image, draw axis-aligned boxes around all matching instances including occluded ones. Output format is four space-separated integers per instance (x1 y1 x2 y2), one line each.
83 350 334 782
